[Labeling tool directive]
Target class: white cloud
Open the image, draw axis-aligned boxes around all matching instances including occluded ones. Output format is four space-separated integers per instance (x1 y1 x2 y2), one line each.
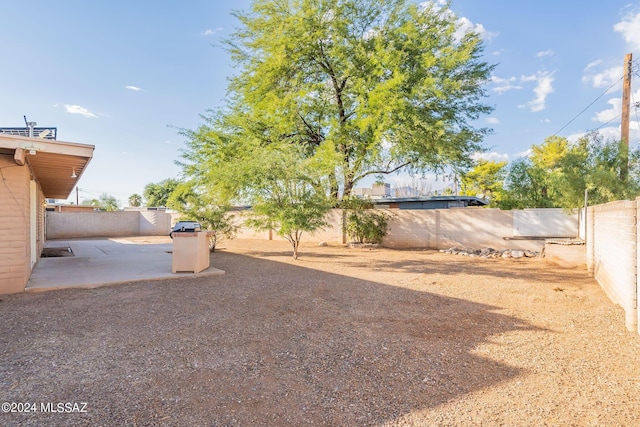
472 151 509 162
536 49 554 58
202 28 222 36
514 149 532 159
422 1 497 42
454 17 497 42
518 71 555 112
582 65 622 88
614 10 640 50
64 104 97 118
125 85 142 91
491 75 522 94
585 60 603 71
486 117 500 125
591 88 640 127
592 97 621 124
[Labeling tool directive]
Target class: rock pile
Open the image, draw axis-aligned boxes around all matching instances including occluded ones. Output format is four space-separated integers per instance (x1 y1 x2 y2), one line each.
439 247 539 259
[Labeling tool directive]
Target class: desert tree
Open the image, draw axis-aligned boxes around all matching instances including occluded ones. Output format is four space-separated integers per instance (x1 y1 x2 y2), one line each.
180 0 495 204
167 182 238 252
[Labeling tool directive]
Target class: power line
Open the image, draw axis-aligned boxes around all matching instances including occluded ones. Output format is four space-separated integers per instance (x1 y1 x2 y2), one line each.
552 76 623 136
595 112 622 131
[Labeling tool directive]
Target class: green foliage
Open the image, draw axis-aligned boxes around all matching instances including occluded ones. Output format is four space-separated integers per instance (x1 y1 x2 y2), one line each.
460 159 507 206
342 197 389 244
243 144 333 259
128 193 142 207
555 133 640 207
499 133 640 209
167 183 237 252
499 157 556 209
210 0 494 199
144 178 180 207
81 193 119 211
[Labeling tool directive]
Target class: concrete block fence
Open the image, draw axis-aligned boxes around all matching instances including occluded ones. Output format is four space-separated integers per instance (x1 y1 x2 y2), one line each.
586 199 639 333
46 207 577 250
44 202 640 335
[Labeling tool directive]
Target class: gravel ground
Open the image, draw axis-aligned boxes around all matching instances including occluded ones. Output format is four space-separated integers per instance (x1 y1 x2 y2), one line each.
1 238 639 426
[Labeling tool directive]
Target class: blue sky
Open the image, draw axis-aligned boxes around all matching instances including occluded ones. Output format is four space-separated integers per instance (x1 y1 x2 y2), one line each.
2 0 640 205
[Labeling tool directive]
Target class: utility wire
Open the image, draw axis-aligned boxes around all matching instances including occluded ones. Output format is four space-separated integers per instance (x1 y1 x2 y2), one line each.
632 91 640 138
595 112 622 131
552 75 623 136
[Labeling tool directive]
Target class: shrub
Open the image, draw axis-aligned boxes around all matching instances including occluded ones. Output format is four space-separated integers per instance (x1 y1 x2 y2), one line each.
343 198 388 244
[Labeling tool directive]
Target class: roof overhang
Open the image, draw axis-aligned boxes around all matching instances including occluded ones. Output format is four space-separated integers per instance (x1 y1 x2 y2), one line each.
0 134 94 199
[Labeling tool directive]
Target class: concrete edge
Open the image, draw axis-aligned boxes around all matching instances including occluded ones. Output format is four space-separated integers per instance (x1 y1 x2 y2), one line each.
25 267 226 293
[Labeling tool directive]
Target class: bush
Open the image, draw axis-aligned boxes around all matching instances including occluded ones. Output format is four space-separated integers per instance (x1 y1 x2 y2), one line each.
344 199 388 244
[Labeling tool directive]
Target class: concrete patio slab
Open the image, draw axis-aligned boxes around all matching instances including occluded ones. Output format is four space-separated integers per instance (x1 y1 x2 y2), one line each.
26 237 225 292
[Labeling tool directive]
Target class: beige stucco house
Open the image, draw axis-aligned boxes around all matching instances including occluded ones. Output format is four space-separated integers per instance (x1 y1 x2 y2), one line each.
0 133 94 294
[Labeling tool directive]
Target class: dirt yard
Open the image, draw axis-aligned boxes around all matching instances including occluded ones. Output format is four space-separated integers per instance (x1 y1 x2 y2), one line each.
1 238 639 426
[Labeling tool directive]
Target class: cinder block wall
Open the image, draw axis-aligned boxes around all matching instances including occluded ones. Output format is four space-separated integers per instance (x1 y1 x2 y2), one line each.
587 200 637 332
437 208 524 250
45 208 578 250
46 211 140 238
384 210 438 248
382 208 576 251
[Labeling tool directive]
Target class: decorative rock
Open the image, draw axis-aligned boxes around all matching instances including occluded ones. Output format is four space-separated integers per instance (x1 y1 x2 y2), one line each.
318 242 328 247
440 246 537 261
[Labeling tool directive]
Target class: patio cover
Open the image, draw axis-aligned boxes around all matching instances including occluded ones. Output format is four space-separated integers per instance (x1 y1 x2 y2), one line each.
0 134 94 199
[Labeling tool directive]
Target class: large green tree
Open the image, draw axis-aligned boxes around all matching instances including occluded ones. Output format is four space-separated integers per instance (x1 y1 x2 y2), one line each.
143 178 180 207
460 159 507 205
499 133 640 209
182 0 494 202
82 193 119 211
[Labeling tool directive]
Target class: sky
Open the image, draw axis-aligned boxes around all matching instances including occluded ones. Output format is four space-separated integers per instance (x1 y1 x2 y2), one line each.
2 0 640 205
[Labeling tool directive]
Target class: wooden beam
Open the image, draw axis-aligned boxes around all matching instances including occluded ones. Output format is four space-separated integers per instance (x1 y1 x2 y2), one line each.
13 147 25 166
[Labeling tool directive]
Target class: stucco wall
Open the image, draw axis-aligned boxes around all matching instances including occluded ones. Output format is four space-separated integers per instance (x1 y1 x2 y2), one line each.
229 207 576 251
385 208 577 251
586 200 638 332
46 208 578 251
0 154 30 294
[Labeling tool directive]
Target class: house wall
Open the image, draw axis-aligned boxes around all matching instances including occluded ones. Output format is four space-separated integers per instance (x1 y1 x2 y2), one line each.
0 154 31 294
586 199 638 332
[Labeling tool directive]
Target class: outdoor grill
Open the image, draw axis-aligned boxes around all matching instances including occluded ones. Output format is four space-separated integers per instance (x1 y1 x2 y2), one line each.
169 221 201 238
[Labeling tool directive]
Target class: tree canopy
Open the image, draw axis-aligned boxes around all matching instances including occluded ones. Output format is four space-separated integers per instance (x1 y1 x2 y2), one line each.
82 193 119 211
144 178 180 207
460 159 507 205
499 133 640 209
179 0 495 202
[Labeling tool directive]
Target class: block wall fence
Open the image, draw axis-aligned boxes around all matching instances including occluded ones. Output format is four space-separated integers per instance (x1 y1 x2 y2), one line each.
43 203 640 335
47 207 578 250
585 199 640 333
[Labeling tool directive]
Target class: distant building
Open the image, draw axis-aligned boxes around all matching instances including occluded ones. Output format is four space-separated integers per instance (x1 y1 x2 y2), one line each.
371 196 487 210
352 183 391 198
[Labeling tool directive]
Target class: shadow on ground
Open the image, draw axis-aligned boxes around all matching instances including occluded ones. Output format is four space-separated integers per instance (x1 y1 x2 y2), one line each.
1 249 538 426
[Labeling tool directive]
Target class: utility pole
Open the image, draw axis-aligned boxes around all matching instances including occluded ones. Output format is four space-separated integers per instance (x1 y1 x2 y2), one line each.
621 53 632 181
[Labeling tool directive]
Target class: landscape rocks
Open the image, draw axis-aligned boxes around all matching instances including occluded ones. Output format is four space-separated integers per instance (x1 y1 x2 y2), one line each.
439 247 540 259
